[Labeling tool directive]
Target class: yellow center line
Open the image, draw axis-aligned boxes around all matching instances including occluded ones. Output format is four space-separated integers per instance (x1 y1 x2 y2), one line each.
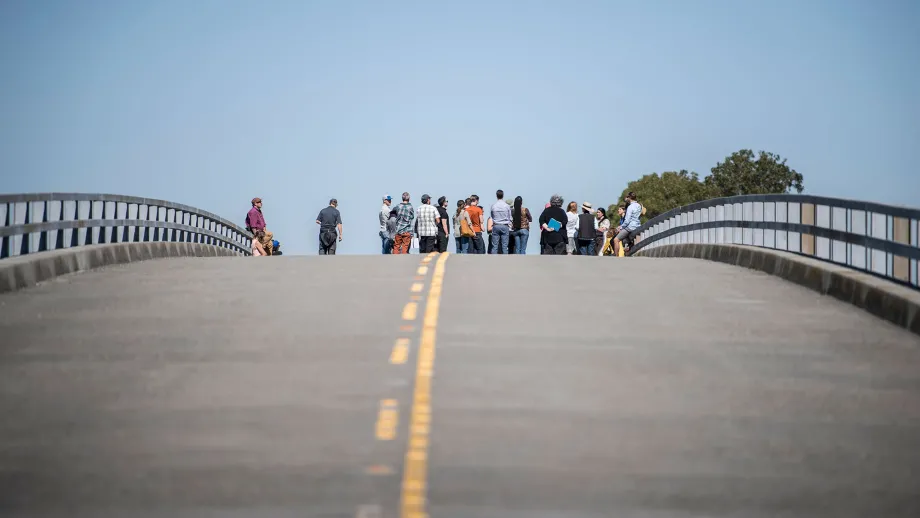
416 266 428 276
400 252 449 518
402 302 418 321
390 338 410 364
410 282 424 293
375 399 399 441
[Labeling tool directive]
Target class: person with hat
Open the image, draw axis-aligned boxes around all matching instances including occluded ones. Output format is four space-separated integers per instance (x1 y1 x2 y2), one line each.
316 198 343 255
379 195 393 254
246 197 273 256
575 201 598 256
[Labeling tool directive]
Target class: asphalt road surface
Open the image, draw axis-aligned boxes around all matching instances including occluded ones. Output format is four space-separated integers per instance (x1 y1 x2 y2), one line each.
1 254 919 517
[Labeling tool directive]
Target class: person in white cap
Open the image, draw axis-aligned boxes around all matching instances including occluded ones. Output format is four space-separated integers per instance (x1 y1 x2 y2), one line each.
379 195 393 254
575 201 598 255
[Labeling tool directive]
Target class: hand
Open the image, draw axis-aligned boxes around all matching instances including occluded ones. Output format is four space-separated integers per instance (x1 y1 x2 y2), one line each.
338 235 343 242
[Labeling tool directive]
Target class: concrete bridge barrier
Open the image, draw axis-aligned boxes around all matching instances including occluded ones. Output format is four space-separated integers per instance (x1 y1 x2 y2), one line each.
0 193 252 293
629 194 920 335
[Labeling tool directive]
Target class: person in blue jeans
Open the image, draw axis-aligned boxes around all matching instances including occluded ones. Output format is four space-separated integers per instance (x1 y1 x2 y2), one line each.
453 199 473 254
489 189 512 254
510 196 532 254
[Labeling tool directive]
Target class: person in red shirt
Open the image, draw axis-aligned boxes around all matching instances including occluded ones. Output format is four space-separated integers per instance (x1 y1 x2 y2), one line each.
246 197 273 256
466 194 485 254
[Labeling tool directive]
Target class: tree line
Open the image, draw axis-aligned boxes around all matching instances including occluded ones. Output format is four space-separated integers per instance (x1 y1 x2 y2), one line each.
608 149 805 223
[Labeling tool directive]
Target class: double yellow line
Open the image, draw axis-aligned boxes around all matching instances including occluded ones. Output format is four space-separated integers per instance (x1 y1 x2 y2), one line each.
400 252 448 518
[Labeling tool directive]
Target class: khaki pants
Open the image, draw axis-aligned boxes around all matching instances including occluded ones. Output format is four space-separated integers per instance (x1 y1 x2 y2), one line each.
257 229 274 255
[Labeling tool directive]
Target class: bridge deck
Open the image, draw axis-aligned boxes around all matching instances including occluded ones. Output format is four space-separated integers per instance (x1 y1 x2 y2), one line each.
1 255 918 517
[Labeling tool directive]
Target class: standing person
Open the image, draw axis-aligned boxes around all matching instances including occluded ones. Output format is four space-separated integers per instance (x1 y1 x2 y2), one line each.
436 196 450 253
416 194 440 253
246 197 274 256
575 202 597 256
467 195 485 254
453 199 474 253
511 196 532 254
565 201 579 255
316 199 343 255
379 195 393 254
613 192 642 256
539 195 568 255
489 189 512 254
392 192 415 254
594 207 610 256
386 207 399 253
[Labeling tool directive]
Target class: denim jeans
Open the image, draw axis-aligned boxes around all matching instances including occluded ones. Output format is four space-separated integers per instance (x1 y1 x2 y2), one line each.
455 236 462 253
458 236 471 253
472 232 485 254
380 232 391 254
511 228 529 254
577 238 595 256
491 224 510 254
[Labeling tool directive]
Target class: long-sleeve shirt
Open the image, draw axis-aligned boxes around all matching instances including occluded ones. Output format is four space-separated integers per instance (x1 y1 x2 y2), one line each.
490 200 512 226
379 204 390 232
624 202 642 230
539 206 569 245
246 207 266 231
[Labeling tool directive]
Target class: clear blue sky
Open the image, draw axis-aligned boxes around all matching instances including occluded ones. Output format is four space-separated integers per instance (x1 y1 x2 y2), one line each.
2 0 917 254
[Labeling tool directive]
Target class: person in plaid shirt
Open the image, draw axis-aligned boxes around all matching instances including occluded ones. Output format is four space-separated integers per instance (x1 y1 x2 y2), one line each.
392 192 415 254
416 194 441 253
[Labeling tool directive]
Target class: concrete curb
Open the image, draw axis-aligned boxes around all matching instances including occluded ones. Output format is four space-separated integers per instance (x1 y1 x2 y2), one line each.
0 242 243 294
635 243 920 336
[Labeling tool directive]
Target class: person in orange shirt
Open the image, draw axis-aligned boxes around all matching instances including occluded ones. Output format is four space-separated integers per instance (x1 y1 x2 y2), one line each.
466 194 486 254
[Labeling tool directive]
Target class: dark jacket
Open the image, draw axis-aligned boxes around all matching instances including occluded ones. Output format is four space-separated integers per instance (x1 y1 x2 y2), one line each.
539 206 569 246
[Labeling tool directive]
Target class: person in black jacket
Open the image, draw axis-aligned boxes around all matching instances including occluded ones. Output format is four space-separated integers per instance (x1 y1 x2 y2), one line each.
538 194 568 255
576 202 597 256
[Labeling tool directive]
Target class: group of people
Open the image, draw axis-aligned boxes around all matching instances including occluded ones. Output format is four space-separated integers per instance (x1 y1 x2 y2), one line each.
379 190 644 256
246 190 643 257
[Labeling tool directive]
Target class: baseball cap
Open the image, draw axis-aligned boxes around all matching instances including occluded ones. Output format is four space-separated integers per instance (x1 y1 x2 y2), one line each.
383 195 392 201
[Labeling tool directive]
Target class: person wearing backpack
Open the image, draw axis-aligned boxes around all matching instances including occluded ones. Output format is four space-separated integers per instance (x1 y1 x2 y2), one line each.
454 198 475 254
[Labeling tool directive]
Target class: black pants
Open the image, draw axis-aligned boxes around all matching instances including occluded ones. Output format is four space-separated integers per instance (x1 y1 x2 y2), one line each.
319 230 337 255
419 235 438 253
542 241 566 255
437 233 449 253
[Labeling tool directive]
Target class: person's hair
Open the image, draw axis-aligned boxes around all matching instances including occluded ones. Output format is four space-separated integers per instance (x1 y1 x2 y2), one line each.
421 194 431 204
618 205 626 212
567 201 577 213
455 199 465 217
329 198 337 205
596 207 607 219
471 194 479 201
627 191 637 201
513 196 523 228
496 189 504 200
550 194 564 208
438 196 447 207
465 198 472 206
402 192 410 202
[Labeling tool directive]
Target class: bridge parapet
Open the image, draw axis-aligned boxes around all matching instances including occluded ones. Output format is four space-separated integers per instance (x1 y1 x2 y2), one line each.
630 194 919 290
0 193 252 259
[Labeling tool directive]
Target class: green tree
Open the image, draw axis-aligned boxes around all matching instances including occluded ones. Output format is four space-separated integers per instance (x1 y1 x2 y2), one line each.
706 149 804 196
614 170 716 221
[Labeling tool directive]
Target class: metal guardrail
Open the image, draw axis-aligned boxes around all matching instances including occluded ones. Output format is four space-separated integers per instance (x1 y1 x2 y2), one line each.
0 193 253 258
629 194 919 289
